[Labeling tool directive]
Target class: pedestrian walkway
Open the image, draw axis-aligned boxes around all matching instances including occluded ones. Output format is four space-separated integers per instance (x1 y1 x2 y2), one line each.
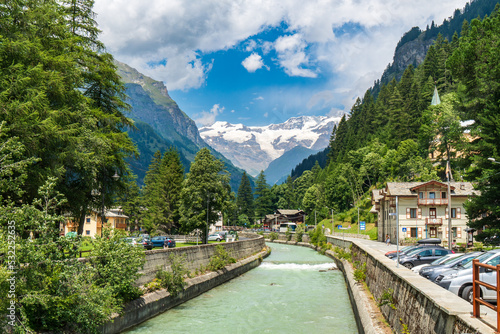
328 235 498 332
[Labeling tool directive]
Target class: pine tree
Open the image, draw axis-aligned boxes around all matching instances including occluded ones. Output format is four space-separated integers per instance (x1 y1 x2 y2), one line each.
254 171 273 221
236 171 254 224
179 148 230 243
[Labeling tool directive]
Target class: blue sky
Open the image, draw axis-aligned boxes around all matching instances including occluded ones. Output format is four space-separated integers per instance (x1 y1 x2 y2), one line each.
94 0 470 127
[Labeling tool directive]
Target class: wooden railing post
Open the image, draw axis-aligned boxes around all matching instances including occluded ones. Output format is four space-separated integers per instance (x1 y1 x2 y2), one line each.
497 264 500 331
472 259 480 317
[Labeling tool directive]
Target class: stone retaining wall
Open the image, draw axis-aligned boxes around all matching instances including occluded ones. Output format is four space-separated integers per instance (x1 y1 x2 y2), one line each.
326 236 495 334
137 233 265 285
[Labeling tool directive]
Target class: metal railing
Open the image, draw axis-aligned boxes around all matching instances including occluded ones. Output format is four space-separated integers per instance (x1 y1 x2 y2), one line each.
472 259 500 331
417 198 448 206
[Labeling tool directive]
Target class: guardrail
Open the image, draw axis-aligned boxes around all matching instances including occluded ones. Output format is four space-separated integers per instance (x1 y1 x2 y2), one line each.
472 259 500 331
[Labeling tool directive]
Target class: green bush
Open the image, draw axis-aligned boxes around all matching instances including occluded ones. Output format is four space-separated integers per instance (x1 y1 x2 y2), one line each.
152 253 190 297
353 261 367 282
207 245 236 271
294 224 304 242
269 232 278 241
285 228 292 241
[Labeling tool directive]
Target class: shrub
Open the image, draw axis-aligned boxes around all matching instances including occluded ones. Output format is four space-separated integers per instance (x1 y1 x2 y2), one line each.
294 224 304 242
353 261 367 282
269 232 278 241
207 245 236 271
285 228 292 241
154 253 190 297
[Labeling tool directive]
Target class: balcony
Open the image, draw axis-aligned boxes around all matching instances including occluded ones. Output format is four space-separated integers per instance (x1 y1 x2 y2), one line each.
426 217 443 225
418 198 448 206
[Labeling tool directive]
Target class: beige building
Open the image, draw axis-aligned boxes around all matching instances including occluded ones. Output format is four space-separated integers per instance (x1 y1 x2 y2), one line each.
372 181 478 245
60 207 129 238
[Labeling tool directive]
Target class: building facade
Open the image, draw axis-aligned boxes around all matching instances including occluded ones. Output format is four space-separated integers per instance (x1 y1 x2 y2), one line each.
60 207 129 238
372 181 478 245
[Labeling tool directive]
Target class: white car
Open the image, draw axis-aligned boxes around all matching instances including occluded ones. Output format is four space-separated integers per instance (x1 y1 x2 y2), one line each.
436 249 500 303
411 253 462 273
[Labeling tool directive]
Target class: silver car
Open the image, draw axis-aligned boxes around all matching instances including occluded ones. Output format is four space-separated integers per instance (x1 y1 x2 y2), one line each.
436 249 500 303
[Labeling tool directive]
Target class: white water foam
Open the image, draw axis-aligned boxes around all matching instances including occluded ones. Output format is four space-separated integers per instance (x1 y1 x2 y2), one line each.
260 262 336 271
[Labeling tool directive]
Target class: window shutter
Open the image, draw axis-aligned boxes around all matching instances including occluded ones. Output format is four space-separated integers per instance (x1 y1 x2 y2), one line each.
445 207 449 219
457 227 462 238
406 208 410 219
418 227 422 238
445 227 448 238
407 229 411 238
457 208 461 219
417 208 422 219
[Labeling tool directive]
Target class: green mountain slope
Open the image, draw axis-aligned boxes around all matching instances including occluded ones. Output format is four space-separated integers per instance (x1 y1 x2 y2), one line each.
116 61 249 190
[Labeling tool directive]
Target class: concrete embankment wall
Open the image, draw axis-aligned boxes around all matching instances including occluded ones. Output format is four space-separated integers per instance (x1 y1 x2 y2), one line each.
326 236 495 334
101 234 267 334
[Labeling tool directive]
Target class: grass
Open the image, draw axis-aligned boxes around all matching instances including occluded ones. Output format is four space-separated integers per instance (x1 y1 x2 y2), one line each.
320 218 378 240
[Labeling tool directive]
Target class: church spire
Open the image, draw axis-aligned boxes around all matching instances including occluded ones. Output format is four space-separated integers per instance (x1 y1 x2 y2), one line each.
431 86 441 105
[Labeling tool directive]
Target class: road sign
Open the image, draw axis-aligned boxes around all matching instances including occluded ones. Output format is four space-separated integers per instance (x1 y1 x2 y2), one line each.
338 225 342 229
402 227 407 232
360 221 366 231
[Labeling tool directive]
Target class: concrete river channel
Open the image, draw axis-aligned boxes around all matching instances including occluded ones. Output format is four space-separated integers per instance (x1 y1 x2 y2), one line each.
124 242 358 333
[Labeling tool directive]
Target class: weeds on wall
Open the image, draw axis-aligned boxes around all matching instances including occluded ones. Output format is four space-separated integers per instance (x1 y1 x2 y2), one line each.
144 253 189 297
294 224 305 242
353 261 367 282
334 246 352 261
207 245 236 271
378 288 396 309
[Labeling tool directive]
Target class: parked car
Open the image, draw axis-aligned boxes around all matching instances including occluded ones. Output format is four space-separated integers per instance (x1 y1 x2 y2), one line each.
139 237 153 250
151 236 168 247
386 238 442 259
419 251 483 282
436 249 500 303
208 233 223 241
164 237 176 248
411 253 462 273
398 247 454 269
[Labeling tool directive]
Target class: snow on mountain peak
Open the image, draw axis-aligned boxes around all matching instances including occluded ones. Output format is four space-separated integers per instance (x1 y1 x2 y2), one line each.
199 115 338 176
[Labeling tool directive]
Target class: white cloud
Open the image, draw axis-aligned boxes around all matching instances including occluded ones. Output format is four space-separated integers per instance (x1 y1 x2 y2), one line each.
242 53 265 72
195 104 225 127
274 34 317 78
94 0 470 93
255 96 264 100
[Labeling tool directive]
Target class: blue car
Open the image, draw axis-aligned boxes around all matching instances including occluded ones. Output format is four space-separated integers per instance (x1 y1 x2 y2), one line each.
151 236 176 248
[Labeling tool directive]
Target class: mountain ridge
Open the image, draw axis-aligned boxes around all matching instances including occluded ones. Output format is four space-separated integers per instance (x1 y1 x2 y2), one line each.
199 115 338 177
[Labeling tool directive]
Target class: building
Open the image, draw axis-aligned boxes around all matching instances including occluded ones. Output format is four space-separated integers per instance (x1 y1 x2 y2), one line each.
60 207 129 238
372 181 478 245
263 209 306 231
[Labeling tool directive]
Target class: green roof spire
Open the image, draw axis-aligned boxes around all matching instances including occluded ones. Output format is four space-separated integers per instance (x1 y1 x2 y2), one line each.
431 86 441 105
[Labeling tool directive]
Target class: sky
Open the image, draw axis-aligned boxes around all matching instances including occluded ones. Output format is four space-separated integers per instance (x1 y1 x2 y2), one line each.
93 0 470 127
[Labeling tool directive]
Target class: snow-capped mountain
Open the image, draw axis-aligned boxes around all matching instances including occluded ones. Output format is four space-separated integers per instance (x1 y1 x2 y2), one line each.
199 116 339 177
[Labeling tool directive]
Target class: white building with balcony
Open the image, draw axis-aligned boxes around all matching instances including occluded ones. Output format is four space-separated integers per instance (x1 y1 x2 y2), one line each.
372 181 478 245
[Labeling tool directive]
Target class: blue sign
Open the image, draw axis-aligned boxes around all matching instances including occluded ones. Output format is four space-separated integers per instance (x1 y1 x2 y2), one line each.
402 227 407 232
338 225 342 229
360 221 366 231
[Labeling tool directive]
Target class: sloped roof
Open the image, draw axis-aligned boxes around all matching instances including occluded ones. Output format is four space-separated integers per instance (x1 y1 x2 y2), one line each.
276 209 305 215
385 181 478 197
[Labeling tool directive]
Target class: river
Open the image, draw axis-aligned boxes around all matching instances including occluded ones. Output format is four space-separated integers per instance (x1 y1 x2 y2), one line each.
124 242 358 333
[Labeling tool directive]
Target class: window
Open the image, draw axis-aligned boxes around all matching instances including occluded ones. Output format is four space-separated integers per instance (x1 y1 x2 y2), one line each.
429 208 437 218
451 208 457 218
487 256 500 267
419 249 432 257
442 192 447 199
410 208 417 218
86 230 90 235
419 192 424 199
435 249 449 256
86 218 91 224
429 192 436 199
410 227 417 238
452 227 457 238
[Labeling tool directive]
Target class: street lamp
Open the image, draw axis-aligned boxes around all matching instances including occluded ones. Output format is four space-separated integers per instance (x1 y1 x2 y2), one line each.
101 171 120 237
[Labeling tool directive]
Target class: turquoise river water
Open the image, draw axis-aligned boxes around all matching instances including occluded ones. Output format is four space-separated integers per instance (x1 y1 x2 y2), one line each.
125 242 358 333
